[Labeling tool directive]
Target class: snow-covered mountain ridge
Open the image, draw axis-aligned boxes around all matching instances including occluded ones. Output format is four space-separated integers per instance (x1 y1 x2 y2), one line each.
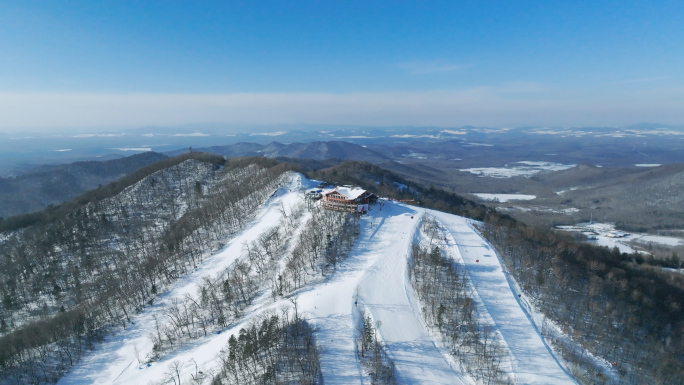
54 173 575 385
0 156 288 383
4 155 679 384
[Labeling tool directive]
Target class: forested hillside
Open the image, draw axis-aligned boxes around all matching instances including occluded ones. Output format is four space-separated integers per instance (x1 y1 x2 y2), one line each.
0 152 168 220
0 154 292 383
482 217 684 384
506 163 684 231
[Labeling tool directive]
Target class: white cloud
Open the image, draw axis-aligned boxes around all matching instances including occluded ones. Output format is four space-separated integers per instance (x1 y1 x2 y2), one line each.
249 131 287 136
0 87 683 131
112 147 153 151
172 132 210 137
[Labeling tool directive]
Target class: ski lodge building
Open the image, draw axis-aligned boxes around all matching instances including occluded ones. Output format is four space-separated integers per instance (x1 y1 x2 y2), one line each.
321 186 375 213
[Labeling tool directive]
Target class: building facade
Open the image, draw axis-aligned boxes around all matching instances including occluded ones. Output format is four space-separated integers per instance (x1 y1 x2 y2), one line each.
321 186 375 213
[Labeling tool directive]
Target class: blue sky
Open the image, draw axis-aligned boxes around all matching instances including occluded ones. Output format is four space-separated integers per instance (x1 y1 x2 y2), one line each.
1 1 683 129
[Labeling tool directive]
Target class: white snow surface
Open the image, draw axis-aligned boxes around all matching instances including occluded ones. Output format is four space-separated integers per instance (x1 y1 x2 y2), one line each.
557 223 637 253
441 129 467 135
631 233 684 247
558 222 684 253
60 174 575 385
353 205 467 384
460 161 574 178
328 186 368 200
113 147 153 152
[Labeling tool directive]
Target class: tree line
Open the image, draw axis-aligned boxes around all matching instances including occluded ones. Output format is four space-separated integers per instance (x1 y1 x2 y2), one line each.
149 203 304 359
0 151 169 220
355 310 397 385
276 206 359 295
0 152 225 233
307 161 489 221
213 309 322 384
482 213 684 384
309 159 684 383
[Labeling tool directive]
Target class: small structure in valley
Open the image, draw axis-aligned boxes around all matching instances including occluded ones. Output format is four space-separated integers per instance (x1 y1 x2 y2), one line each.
321 186 375 213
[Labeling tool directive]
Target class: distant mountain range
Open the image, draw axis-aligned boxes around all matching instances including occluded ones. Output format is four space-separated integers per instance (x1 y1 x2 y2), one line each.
3 130 684 233
2 124 684 176
167 141 391 164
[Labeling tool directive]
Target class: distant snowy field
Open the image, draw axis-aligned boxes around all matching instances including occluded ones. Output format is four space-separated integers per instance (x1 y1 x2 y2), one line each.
460 161 575 178
503 205 580 215
60 173 576 385
471 193 536 202
557 222 684 254
631 233 684 247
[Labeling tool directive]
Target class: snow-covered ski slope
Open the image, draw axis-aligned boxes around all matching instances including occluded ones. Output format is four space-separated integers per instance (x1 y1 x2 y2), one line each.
60 173 575 385
432 212 576 385
300 203 467 384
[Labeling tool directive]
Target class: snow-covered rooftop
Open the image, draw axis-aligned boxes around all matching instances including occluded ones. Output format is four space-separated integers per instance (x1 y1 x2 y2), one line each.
327 186 367 200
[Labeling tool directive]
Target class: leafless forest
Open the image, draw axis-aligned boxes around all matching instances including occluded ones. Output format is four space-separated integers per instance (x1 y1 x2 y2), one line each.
0 155 291 382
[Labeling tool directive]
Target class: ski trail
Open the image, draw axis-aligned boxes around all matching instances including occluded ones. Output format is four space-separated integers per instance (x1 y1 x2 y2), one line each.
298 201 469 384
296 209 395 384
431 211 576 385
355 204 469 385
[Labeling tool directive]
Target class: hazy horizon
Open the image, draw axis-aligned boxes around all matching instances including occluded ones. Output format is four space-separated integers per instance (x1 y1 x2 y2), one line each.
2 2 683 131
